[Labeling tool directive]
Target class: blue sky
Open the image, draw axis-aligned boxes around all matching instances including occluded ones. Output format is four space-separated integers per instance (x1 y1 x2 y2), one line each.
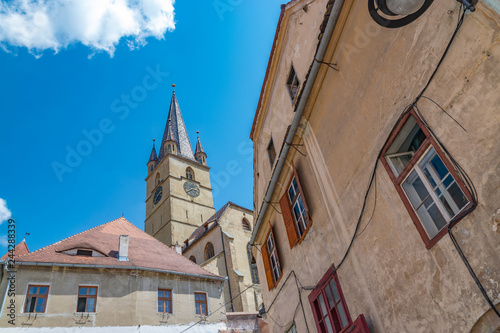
0 0 285 253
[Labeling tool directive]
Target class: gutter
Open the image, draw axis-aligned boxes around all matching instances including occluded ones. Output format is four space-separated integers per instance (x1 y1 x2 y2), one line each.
219 225 235 312
249 0 345 248
14 261 226 282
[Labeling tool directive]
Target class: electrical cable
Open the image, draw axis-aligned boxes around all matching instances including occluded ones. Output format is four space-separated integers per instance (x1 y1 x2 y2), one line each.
178 283 257 333
419 95 467 132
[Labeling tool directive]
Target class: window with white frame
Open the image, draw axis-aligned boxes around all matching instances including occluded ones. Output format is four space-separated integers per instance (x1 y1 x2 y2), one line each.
266 231 281 284
382 111 470 248
287 177 310 238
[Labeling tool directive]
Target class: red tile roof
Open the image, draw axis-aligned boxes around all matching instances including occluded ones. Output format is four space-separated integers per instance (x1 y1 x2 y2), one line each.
1 240 29 260
14 217 221 280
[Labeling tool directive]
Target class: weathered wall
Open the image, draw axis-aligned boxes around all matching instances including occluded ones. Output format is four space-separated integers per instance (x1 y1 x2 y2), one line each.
252 0 500 332
0 266 225 328
252 0 328 219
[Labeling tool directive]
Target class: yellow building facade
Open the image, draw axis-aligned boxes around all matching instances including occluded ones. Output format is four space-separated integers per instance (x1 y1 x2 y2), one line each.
250 0 500 332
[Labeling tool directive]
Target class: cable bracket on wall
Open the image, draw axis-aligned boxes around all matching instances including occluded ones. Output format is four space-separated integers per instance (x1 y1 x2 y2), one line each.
315 58 339 71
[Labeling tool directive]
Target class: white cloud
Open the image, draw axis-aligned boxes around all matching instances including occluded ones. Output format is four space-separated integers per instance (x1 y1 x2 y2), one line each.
0 236 7 247
0 0 176 57
0 198 11 225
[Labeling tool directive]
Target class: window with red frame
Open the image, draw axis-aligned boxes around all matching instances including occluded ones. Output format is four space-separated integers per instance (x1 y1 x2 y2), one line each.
24 285 49 313
381 110 471 248
309 269 351 333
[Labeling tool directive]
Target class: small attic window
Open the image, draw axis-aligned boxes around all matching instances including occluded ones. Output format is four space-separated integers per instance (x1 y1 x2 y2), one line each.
76 249 93 256
242 218 251 231
286 65 300 103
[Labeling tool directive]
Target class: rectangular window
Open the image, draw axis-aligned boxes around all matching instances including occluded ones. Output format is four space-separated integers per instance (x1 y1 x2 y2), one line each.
158 289 172 313
267 138 276 167
24 285 49 313
286 65 300 103
381 111 471 248
77 286 97 312
194 292 208 316
309 269 351 333
280 165 312 248
262 227 282 290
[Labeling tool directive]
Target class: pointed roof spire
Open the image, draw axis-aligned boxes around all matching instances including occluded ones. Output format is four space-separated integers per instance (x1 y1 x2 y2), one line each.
195 131 205 154
148 139 157 162
165 119 175 142
158 85 196 161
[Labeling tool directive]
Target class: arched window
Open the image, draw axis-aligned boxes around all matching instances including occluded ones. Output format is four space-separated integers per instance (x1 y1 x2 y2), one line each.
155 173 160 186
189 256 196 264
204 242 215 261
186 167 194 180
242 218 251 231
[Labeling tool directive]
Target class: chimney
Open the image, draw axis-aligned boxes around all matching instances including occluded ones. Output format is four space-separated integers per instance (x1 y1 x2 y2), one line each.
118 235 129 261
173 241 182 255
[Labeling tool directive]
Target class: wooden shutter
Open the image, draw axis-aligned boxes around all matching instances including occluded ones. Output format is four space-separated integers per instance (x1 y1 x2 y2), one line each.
280 193 299 248
261 232 274 291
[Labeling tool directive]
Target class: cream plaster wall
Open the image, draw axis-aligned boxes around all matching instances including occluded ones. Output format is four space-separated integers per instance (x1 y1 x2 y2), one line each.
0 266 225 328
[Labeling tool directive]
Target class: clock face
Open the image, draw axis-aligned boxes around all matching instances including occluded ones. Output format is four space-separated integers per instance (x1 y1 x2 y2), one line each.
183 181 200 198
153 186 163 205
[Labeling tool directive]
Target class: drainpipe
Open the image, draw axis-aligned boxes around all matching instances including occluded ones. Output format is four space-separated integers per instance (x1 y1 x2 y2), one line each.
219 224 235 312
0 261 14 318
249 0 345 249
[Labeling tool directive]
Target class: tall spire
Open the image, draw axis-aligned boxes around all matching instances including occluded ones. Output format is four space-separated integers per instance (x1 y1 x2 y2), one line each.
195 131 205 154
148 139 157 163
195 131 207 166
158 85 196 161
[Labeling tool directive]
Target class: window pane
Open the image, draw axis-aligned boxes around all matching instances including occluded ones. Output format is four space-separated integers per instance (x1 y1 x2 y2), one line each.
318 295 328 316
87 298 95 312
29 286 37 294
89 288 96 295
428 154 448 181
158 300 163 312
329 280 340 303
324 317 334 333
165 291 171 298
200 293 206 301
201 303 207 315
416 198 447 238
195 293 199 301
447 182 468 211
195 306 200 315
403 171 429 208
39 287 47 295
77 298 86 312
325 286 334 309
337 302 349 328
36 304 43 312
165 301 171 313
158 290 163 297
80 288 87 295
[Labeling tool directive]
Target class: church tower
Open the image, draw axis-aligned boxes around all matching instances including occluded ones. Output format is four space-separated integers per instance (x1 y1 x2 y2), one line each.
145 85 215 247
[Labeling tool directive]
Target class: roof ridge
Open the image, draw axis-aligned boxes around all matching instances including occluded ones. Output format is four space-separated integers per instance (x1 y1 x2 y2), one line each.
25 217 126 255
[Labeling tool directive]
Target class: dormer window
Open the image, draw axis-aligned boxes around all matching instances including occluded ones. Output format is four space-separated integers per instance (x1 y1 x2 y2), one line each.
286 65 300 103
60 248 105 257
76 249 93 256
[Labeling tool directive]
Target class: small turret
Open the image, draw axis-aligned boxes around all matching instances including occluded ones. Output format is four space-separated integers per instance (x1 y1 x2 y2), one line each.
195 131 207 166
147 139 157 174
164 119 178 155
